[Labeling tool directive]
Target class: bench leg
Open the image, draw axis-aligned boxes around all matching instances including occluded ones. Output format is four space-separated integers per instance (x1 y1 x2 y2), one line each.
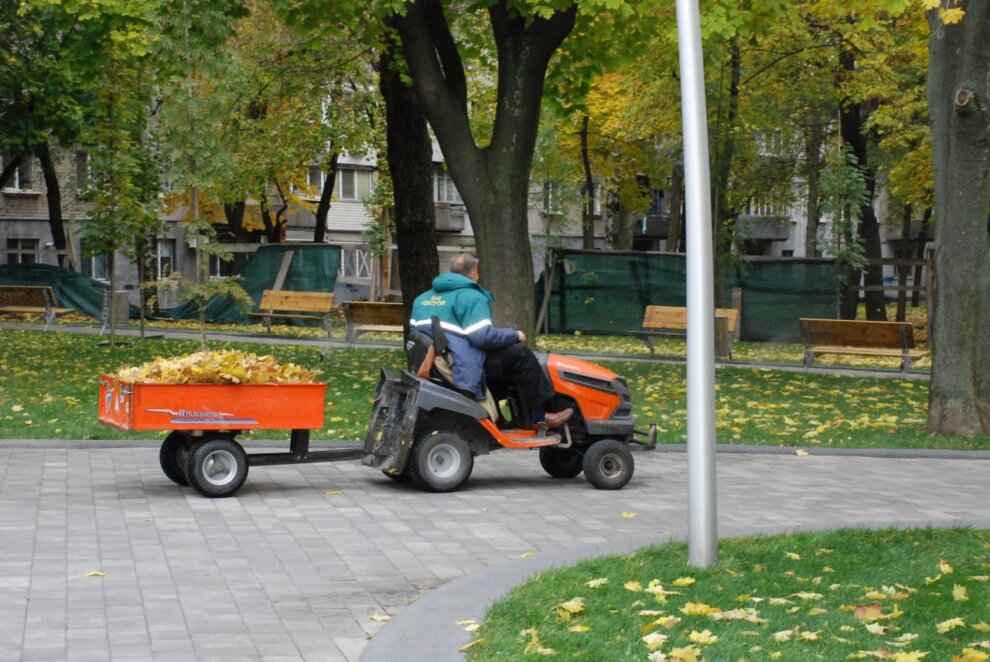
644 336 655 356
263 316 272 334
44 309 55 331
803 348 814 369
901 352 911 375
322 318 332 337
345 326 357 344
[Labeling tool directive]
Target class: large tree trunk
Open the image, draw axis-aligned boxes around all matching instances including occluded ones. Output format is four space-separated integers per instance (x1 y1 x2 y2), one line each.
839 51 886 321
378 39 439 321
313 151 339 244
36 143 68 267
396 0 576 336
926 3 990 436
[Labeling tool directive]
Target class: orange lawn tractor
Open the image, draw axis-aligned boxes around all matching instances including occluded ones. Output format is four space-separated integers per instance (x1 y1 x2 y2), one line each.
361 331 655 492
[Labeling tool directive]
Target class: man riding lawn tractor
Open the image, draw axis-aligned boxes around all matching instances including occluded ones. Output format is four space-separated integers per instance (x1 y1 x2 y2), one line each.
360 253 655 492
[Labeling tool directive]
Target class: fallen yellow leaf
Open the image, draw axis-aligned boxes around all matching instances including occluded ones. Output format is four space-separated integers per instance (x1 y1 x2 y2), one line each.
937 617 966 633
621 512 637 519
625 580 643 592
641 632 668 651
585 577 608 588
568 624 591 633
688 629 718 645
84 571 105 577
369 613 391 622
673 577 696 587
953 584 969 602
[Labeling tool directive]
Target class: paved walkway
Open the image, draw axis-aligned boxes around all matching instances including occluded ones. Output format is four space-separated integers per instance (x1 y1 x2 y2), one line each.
1 439 987 661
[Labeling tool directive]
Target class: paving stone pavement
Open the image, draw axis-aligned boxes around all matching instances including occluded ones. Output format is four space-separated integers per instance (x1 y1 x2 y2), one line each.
0 440 987 662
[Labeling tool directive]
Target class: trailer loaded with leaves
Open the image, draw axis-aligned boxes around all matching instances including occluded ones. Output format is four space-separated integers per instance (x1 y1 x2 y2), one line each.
98 350 361 497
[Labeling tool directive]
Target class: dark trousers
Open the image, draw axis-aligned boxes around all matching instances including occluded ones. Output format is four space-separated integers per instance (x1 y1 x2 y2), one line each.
483 344 555 411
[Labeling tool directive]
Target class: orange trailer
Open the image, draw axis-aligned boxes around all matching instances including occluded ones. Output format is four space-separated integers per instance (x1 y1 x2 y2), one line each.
99 375 362 498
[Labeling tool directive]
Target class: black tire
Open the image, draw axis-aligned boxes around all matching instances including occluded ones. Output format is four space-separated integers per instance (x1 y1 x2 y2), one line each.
408 430 473 492
582 440 634 490
382 469 411 483
184 436 249 498
159 431 192 486
539 447 584 479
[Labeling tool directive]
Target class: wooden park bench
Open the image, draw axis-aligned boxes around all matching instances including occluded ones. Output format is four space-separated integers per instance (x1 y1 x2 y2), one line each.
248 290 335 336
635 305 739 358
0 285 72 330
798 318 927 374
344 301 405 343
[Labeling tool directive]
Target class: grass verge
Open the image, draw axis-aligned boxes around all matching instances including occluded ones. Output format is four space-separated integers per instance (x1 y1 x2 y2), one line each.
0 328 984 450
467 527 990 661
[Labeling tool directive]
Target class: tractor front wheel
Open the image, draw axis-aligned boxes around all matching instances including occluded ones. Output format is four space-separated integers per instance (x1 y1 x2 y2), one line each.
408 430 473 492
583 440 634 490
539 447 584 479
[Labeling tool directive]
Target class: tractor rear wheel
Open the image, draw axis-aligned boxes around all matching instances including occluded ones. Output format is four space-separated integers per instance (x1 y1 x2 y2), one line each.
583 440 634 490
408 430 473 492
539 447 584 479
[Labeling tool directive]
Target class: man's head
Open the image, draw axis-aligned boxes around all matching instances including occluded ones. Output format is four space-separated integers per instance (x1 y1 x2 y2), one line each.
450 252 479 282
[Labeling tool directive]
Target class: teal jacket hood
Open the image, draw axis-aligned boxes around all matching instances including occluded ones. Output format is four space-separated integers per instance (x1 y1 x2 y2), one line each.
430 272 494 301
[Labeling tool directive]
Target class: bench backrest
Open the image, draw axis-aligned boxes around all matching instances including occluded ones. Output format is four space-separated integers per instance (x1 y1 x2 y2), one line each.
799 318 916 349
643 305 739 333
344 301 406 325
0 285 55 307
258 290 334 313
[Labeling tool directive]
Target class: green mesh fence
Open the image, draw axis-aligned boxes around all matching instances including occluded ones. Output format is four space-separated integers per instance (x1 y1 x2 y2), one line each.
540 250 837 342
165 244 341 324
0 263 111 318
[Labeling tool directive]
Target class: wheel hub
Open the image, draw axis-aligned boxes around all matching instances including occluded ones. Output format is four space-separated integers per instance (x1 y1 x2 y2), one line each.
202 449 239 486
427 444 461 479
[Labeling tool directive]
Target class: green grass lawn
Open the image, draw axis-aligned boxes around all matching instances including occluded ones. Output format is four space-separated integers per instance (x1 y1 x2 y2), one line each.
0 327 983 450
467 528 990 661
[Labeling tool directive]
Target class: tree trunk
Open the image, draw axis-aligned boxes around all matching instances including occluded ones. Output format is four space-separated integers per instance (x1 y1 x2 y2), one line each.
896 203 912 322
839 51 886 321
912 207 932 307
35 143 68 267
313 151 339 244
395 0 576 337
711 40 742 306
665 164 684 253
803 118 825 257
926 3 990 436
378 40 439 322
579 114 595 249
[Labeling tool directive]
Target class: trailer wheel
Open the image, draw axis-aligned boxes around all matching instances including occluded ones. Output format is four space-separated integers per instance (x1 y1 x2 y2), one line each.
160 432 192 486
408 430 473 492
583 440 634 490
184 436 249 498
539 447 584 479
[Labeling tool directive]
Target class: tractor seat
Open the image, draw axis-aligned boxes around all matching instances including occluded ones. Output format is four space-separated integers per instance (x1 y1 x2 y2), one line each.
405 328 476 400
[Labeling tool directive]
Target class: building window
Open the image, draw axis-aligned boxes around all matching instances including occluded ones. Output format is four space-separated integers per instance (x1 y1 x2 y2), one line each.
308 165 324 190
208 254 235 279
543 182 563 215
333 168 373 201
6 238 39 265
75 152 91 194
1 155 37 192
156 239 175 279
434 166 463 204
80 240 110 280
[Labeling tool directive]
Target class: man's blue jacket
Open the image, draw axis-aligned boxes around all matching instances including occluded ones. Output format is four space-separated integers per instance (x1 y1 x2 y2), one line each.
410 273 519 399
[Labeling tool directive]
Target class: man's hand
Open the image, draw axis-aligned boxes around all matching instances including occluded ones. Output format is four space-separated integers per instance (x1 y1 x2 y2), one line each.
517 330 527 343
